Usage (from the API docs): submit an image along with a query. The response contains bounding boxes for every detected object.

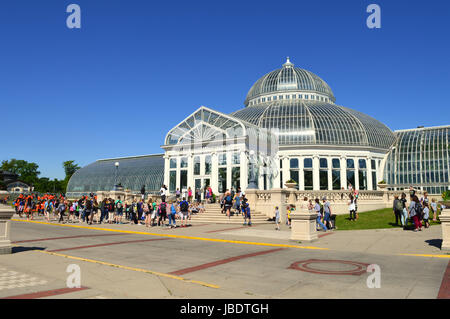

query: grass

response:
[335,208,442,231]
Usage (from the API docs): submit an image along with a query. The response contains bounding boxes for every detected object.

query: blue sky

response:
[1,0,449,179]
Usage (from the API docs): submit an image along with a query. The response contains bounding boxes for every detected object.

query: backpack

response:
[160,203,166,213]
[225,195,232,205]
[116,201,123,209]
[395,200,403,212]
[180,201,189,212]
[415,202,423,219]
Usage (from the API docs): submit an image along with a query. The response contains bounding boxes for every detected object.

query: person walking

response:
[314,198,327,231]
[188,187,192,203]
[137,199,144,225]
[409,195,423,232]
[348,194,356,221]
[423,202,430,228]
[431,198,438,221]
[160,185,167,202]
[393,195,403,226]
[115,196,123,224]
[322,196,332,230]
[223,191,233,219]
[58,200,66,223]
[179,197,189,227]
[158,200,167,227]
[400,192,408,229]
[168,201,177,228]
[274,206,280,230]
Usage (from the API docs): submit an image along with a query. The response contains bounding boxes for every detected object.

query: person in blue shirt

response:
[168,201,177,228]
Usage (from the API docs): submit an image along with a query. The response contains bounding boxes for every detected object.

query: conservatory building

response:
[66,58,449,197]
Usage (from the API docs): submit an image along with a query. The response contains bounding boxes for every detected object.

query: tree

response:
[63,161,80,180]
[0,159,40,186]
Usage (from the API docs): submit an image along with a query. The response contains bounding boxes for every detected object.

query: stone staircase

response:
[190,203,272,224]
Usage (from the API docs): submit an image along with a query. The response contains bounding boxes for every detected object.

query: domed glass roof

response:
[231,99,396,150]
[244,58,336,106]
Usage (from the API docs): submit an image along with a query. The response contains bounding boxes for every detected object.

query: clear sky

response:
[1,0,449,179]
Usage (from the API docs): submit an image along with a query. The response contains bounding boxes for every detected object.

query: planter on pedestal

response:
[285,182,297,189]
[440,209,450,251]
[0,205,15,254]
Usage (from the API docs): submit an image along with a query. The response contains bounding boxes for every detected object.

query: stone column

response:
[240,151,248,191]
[226,152,232,190]
[340,156,347,189]
[441,209,450,251]
[355,159,360,190]
[328,157,333,190]
[211,152,218,194]
[0,205,14,254]
[367,157,373,191]
[273,156,281,190]
[282,157,290,188]
[290,207,318,242]
[299,156,305,191]
[164,154,170,193]
[312,155,320,191]
[187,153,194,192]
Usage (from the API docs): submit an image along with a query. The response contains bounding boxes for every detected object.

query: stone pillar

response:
[282,157,290,188]
[312,155,320,191]
[240,151,248,191]
[299,156,305,191]
[273,156,281,190]
[290,208,318,242]
[340,156,347,189]
[0,205,14,254]
[355,159,360,191]
[327,157,333,190]
[226,152,232,190]
[211,152,218,194]
[440,209,450,251]
[187,153,194,192]
[164,155,170,193]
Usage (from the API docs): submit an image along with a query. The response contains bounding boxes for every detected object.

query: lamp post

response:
[247,150,258,189]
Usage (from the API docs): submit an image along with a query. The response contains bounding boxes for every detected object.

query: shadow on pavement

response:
[425,239,442,249]
[12,246,46,254]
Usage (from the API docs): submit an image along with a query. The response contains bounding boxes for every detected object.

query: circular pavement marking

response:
[288,259,370,276]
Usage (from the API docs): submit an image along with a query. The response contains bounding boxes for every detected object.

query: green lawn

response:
[335,208,442,231]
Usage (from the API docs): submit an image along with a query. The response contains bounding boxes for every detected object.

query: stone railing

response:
[244,188,421,219]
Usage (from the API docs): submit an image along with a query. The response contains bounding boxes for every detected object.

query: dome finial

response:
[283,56,294,68]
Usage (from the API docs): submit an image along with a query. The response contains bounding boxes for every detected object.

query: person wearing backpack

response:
[224,191,233,219]
[409,195,423,232]
[400,193,408,229]
[168,201,177,228]
[58,200,67,223]
[393,195,403,226]
[158,201,167,226]
[115,196,124,224]
[179,197,189,227]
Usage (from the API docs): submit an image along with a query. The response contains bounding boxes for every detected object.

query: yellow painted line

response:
[398,253,450,259]
[37,250,219,289]
[12,219,328,251]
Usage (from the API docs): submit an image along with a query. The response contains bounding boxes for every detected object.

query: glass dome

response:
[231,99,396,150]
[66,154,165,198]
[244,58,336,106]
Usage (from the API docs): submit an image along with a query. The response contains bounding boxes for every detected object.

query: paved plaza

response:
[0,216,448,299]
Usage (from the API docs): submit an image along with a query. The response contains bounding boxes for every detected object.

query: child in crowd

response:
[423,202,430,228]
[431,198,438,221]
[274,206,280,230]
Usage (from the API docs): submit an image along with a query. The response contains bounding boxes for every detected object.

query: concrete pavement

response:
[0,215,448,299]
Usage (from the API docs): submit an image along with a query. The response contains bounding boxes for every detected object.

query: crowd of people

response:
[12,191,206,228]
[392,187,443,232]
[9,184,447,233]
[217,187,252,226]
